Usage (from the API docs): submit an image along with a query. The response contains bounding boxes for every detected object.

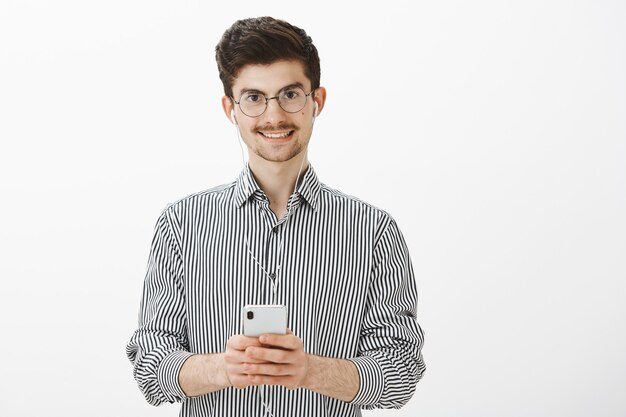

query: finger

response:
[246,346,292,364]
[228,362,269,375]
[259,332,302,350]
[224,349,267,365]
[229,374,256,390]
[227,335,264,350]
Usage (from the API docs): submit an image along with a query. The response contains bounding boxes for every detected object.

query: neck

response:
[248,151,309,218]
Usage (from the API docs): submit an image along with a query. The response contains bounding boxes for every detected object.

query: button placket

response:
[264,224,282,304]
[253,193,297,305]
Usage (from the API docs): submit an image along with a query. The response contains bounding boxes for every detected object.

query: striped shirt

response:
[126,164,425,416]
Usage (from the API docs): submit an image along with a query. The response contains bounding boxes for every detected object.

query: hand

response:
[242,329,309,390]
[223,334,267,389]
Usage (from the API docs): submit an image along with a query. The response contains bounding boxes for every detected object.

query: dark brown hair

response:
[215,16,321,98]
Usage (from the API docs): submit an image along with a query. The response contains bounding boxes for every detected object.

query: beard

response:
[246,122,309,163]
[253,141,305,163]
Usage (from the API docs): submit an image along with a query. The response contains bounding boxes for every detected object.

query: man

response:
[126,16,425,416]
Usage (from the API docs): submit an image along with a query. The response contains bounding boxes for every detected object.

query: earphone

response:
[313,102,318,121]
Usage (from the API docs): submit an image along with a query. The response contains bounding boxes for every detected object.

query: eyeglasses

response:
[232,86,315,117]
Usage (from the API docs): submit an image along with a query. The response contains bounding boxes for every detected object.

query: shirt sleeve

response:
[125,206,193,406]
[347,216,426,409]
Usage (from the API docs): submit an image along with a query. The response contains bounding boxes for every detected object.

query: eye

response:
[281,89,301,101]
[244,93,262,103]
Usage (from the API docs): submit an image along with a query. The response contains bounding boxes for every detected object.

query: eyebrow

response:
[238,82,306,97]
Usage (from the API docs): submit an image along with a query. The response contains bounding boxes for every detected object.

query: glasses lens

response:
[238,87,308,117]
[278,87,307,113]
[239,92,266,117]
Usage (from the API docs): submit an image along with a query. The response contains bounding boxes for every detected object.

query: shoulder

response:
[318,183,411,251]
[160,181,237,218]
[318,182,396,231]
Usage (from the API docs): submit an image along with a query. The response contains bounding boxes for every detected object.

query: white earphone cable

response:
[232,103,312,417]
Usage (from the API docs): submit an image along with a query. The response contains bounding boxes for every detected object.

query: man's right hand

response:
[224,334,268,389]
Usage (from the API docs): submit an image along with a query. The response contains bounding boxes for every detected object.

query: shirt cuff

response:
[157,350,195,402]
[347,355,385,406]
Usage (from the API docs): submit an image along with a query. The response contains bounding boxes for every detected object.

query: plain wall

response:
[1,1,624,416]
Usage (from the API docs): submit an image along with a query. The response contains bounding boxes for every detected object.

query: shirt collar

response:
[234,163,321,211]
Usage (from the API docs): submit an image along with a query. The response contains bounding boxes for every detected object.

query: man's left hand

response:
[243,329,309,390]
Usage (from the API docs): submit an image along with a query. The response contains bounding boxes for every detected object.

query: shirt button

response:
[269,272,276,279]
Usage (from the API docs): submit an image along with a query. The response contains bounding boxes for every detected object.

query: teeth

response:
[261,131,292,139]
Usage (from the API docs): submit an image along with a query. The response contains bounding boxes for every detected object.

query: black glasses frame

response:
[232,87,316,117]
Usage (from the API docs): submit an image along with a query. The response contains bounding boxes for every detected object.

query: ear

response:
[221,96,236,124]
[312,87,327,117]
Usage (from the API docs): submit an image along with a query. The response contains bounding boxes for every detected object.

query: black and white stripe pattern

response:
[126,164,425,416]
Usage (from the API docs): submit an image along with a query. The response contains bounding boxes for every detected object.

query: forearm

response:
[178,353,231,397]
[302,355,359,402]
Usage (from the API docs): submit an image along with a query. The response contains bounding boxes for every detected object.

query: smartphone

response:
[242,304,288,337]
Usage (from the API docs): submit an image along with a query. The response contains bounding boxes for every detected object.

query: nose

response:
[261,96,288,125]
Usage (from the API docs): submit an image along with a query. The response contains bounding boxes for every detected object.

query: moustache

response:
[254,123,298,132]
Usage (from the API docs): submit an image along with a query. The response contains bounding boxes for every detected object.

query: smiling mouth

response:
[258,130,295,139]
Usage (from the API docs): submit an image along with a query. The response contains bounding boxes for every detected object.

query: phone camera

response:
[246,311,254,320]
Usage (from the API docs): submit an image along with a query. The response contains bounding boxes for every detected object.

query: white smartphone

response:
[242,304,288,337]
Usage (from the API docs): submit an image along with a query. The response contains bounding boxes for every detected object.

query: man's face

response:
[223,60,324,164]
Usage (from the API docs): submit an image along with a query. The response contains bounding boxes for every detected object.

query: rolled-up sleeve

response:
[348,217,426,409]
[126,206,192,406]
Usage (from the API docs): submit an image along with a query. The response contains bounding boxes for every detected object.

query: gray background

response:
[1,0,624,416]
